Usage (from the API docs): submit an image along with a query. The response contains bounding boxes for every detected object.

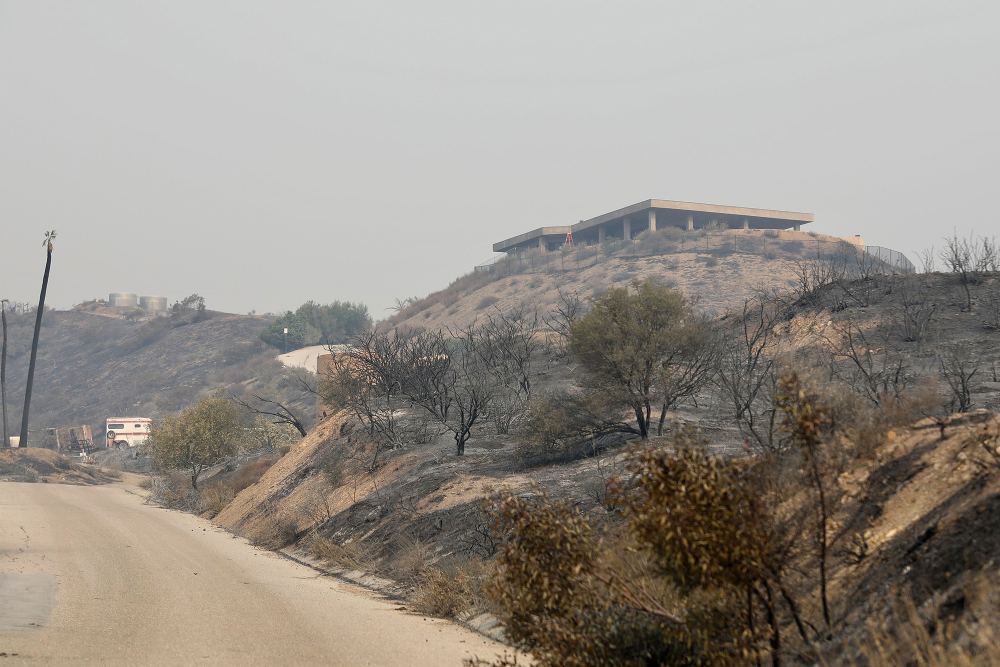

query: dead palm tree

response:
[19,231,56,447]
[1,298,8,448]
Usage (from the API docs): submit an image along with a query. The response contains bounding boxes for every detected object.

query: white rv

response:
[105,418,152,448]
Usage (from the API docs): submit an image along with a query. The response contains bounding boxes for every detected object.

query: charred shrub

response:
[483,488,740,666]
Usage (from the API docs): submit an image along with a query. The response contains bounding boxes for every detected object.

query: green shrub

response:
[261,300,371,349]
[261,311,313,350]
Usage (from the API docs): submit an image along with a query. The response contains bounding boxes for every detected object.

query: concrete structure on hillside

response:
[493,199,814,254]
[139,296,168,313]
[109,292,169,313]
[109,292,139,308]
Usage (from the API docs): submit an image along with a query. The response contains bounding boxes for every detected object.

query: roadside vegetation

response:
[143,395,301,516]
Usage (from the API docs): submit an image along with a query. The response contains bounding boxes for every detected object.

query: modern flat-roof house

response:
[493,199,814,254]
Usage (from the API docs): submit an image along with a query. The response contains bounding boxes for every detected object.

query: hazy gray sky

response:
[1,1,997,317]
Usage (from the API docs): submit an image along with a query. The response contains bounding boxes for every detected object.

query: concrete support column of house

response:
[598,225,606,243]
[742,218,750,230]
[538,237,546,252]
[623,218,631,241]
[794,224,801,231]
[686,214,694,231]
[648,209,657,233]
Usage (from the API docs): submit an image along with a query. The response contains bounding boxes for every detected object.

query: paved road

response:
[0,482,504,665]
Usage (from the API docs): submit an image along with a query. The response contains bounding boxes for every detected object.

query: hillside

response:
[208,269,1000,664]
[1,308,314,444]
[220,411,1000,663]
[386,228,866,330]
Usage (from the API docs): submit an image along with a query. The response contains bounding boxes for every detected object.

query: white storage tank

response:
[139,296,168,313]
[109,292,139,308]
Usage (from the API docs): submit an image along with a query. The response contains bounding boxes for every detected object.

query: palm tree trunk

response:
[19,246,52,447]
[1,303,8,448]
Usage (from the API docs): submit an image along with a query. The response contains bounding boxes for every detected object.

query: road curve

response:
[0,482,504,665]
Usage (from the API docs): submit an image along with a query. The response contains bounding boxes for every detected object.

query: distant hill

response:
[1,308,314,445]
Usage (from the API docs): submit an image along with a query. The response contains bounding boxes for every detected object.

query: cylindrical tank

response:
[109,292,138,308]
[139,296,168,313]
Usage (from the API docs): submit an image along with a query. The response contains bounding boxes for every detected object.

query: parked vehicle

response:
[105,418,152,448]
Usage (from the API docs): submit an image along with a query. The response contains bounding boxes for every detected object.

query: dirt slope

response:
[387,228,861,330]
[216,412,1000,662]
[829,412,1000,660]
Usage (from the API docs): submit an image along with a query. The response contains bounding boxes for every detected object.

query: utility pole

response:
[1,299,8,449]
[283,327,288,354]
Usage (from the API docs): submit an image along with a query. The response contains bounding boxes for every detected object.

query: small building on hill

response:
[493,199,814,254]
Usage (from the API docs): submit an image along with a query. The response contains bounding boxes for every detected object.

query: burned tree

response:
[401,329,494,456]
[543,287,585,344]
[715,294,785,450]
[468,306,538,434]
[320,330,413,468]
[939,231,998,311]
[822,319,909,407]
[896,276,936,344]
[234,394,308,437]
[938,343,980,413]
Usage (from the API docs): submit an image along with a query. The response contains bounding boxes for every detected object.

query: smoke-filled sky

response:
[1,1,996,317]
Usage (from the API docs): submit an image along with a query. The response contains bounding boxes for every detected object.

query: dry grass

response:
[856,596,1000,666]
[410,559,490,619]
[307,535,375,571]
[181,454,282,518]
[224,455,280,494]
[387,537,435,584]
[250,515,299,549]
[148,472,198,510]
[197,485,236,518]
[145,457,277,519]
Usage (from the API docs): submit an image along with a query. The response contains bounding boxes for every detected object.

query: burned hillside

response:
[204,259,1000,665]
